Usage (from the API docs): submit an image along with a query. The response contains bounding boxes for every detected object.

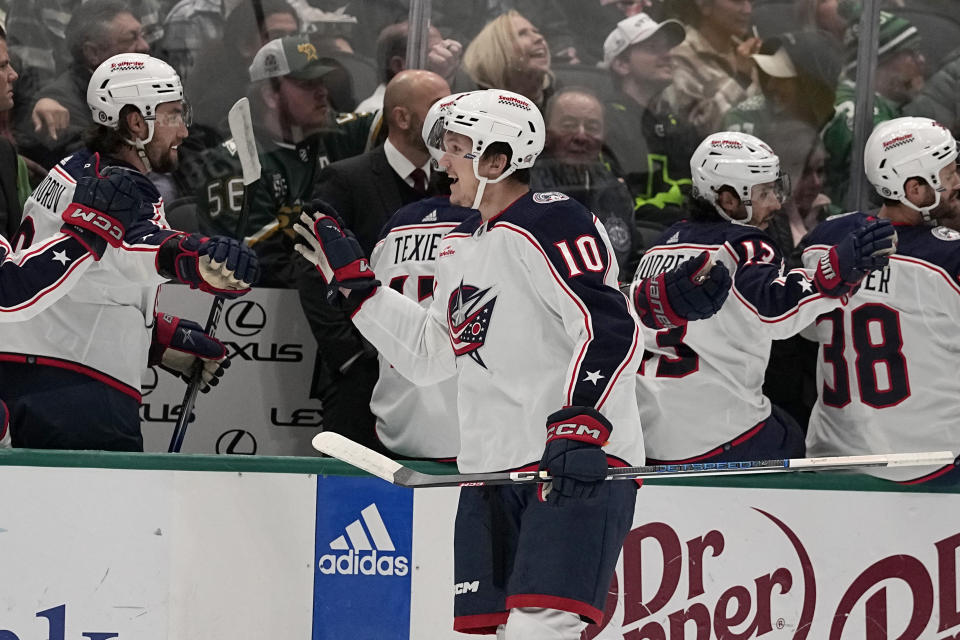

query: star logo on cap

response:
[298,42,318,62]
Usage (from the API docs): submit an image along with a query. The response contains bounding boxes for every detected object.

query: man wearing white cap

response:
[603,13,700,227]
[191,34,377,286]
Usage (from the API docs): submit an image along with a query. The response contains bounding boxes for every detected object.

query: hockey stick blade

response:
[312,433,955,488]
[227,98,261,186]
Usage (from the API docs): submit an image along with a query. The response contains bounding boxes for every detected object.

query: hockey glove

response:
[815,219,897,298]
[293,199,380,307]
[633,251,732,330]
[538,406,612,504]
[60,164,145,260]
[157,234,259,298]
[148,312,230,393]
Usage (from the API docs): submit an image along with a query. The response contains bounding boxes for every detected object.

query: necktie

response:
[410,168,427,195]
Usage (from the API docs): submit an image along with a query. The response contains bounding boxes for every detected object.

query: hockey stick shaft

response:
[168,98,261,453]
[312,432,955,488]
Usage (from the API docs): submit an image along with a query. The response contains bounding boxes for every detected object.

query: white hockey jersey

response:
[367,197,470,459]
[802,213,960,482]
[353,191,645,473]
[630,220,844,461]
[0,151,180,399]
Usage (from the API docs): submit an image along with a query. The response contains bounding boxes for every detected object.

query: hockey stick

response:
[312,432,955,488]
[168,98,261,453]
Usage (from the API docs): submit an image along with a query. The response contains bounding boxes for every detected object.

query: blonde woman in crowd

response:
[462,10,555,109]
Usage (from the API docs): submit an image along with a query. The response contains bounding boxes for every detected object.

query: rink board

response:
[0,453,957,640]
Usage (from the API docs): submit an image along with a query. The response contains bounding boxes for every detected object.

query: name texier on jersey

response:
[630,221,844,461]
[368,196,471,459]
[802,212,960,481]
[352,191,645,473]
[0,150,179,400]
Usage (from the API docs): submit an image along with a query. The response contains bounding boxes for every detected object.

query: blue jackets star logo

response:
[447,281,497,368]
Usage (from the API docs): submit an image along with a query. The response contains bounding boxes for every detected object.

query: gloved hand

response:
[815,218,897,298]
[60,155,146,259]
[633,251,732,330]
[293,199,380,307]
[157,233,259,298]
[538,406,612,503]
[148,312,230,393]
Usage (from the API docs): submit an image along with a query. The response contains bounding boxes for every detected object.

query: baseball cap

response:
[249,35,338,82]
[602,13,685,68]
[752,42,797,78]
[752,31,842,86]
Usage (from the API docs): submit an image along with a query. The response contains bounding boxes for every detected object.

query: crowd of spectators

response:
[0,0,956,477]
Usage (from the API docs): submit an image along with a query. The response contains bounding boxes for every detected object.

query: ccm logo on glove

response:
[62,204,124,245]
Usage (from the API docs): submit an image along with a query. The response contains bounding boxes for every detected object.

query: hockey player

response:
[295,89,729,639]
[803,117,960,484]
[0,53,259,451]
[367,194,471,459]
[630,131,896,464]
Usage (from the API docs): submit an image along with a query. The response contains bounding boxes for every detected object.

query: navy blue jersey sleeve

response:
[0,232,96,321]
[519,195,641,410]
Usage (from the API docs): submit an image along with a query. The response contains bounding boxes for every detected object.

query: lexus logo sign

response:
[216,429,258,455]
[225,300,267,336]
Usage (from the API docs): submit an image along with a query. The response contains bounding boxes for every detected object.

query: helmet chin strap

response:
[122,120,155,174]
[900,188,942,223]
[712,196,754,226]
[471,177,488,210]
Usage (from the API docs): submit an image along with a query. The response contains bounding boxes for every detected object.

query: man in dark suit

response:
[299,69,450,454]
[0,25,25,241]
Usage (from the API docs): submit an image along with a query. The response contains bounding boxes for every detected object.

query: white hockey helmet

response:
[690,131,789,225]
[87,53,184,146]
[864,116,958,221]
[423,89,545,208]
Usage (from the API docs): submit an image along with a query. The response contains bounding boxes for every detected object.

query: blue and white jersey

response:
[353,190,644,473]
[802,212,960,481]
[0,150,180,399]
[0,230,96,321]
[630,220,844,461]
[368,196,471,459]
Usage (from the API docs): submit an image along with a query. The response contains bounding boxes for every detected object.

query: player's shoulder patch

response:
[221,138,238,157]
[931,226,960,242]
[335,112,358,125]
[532,191,569,204]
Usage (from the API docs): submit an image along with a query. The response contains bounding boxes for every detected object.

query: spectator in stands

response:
[532,87,640,274]
[724,30,842,138]
[0,26,29,240]
[298,69,450,456]
[822,11,923,206]
[5,0,161,102]
[661,0,761,137]
[462,11,554,110]
[355,21,462,114]
[16,0,151,168]
[904,50,960,138]
[156,0,232,84]
[190,35,376,286]
[602,13,699,227]
[185,0,300,133]
[794,0,848,42]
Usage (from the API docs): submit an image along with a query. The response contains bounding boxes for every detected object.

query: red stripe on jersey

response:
[505,594,604,626]
[0,353,141,400]
[891,254,960,296]
[0,252,93,313]
[52,165,77,184]
[453,612,508,635]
